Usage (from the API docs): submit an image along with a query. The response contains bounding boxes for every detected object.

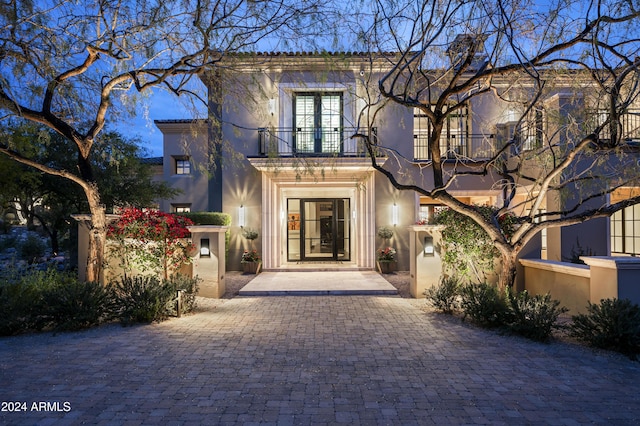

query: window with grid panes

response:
[611,204,640,255]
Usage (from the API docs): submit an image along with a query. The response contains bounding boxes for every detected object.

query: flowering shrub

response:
[377,247,396,262]
[107,207,195,279]
[241,250,261,263]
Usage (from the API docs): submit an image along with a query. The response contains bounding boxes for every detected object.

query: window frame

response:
[293,92,344,155]
[171,204,191,213]
[611,204,640,256]
[413,104,469,160]
[173,157,191,175]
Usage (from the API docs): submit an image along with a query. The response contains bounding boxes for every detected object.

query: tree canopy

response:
[350,0,640,287]
[0,0,331,282]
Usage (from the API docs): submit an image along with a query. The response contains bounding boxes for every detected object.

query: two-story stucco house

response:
[154,52,640,275]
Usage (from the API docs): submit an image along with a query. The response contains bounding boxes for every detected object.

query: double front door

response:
[287,198,350,261]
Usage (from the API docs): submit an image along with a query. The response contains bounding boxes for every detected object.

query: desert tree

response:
[354,0,640,288]
[0,0,329,282]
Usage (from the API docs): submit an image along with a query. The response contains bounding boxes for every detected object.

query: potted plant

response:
[377,226,394,240]
[377,246,397,273]
[241,249,261,274]
[241,228,261,273]
[376,226,396,273]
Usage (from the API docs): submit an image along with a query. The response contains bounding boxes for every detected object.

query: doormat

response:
[296,261,344,264]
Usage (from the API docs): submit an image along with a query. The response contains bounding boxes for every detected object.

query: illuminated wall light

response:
[238,205,245,228]
[392,203,399,226]
[267,99,276,116]
[423,236,434,257]
[200,238,210,258]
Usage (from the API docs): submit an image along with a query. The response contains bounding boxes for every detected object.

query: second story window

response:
[174,157,191,175]
[294,92,343,154]
[413,105,469,160]
[520,108,544,151]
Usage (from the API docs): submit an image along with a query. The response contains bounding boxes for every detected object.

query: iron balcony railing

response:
[258,127,378,156]
[413,132,496,160]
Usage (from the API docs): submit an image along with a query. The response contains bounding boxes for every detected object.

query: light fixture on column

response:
[238,205,245,228]
[392,203,399,226]
[200,238,210,258]
[267,99,276,116]
[423,235,434,257]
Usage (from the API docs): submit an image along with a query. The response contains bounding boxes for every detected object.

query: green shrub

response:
[0,279,43,335]
[41,280,114,331]
[506,289,568,342]
[459,282,509,327]
[178,212,231,226]
[569,298,640,358]
[425,276,460,314]
[109,275,175,324]
[0,234,17,251]
[19,234,46,264]
[0,269,71,334]
[166,274,200,315]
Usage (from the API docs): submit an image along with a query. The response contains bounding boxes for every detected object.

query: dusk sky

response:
[115,86,207,158]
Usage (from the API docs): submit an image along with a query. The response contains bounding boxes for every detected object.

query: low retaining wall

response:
[520,257,640,314]
[519,259,590,314]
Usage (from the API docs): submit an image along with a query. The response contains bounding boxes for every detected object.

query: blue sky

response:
[114,88,206,158]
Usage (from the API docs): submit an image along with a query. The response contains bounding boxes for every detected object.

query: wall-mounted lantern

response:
[267,99,276,116]
[392,203,399,226]
[238,205,245,228]
[424,235,434,257]
[200,238,210,258]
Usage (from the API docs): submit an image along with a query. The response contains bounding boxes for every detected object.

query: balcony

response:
[413,132,496,161]
[258,127,378,157]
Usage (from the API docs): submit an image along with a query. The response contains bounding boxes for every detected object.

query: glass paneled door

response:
[287,198,350,261]
[294,93,342,154]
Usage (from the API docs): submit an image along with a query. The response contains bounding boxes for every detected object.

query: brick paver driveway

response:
[1,296,639,425]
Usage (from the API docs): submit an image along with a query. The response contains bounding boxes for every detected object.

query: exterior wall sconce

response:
[424,236,434,257]
[238,205,245,228]
[267,99,276,116]
[392,203,399,226]
[200,238,210,258]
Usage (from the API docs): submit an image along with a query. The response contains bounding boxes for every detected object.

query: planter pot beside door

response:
[242,262,261,274]
[377,261,396,274]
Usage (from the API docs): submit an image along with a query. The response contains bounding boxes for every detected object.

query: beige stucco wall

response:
[156,120,210,213]
[520,259,591,314]
[409,226,444,298]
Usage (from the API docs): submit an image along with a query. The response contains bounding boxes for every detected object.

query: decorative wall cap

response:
[580,256,640,270]
[70,214,120,222]
[409,225,445,231]
[188,225,229,233]
[519,258,590,278]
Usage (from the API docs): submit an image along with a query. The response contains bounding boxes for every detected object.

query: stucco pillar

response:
[409,225,443,298]
[189,226,228,298]
[581,256,640,305]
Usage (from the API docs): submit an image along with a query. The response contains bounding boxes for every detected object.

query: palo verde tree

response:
[0,0,329,282]
[353,0,640,288]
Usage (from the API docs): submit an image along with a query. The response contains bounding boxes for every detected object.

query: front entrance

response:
[287,198,350,261]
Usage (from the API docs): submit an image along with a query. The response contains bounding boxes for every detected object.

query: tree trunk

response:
[498,249,518,290]
[85,185,106,284]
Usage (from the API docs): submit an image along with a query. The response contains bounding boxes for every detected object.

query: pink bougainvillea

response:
[107,207,195,279]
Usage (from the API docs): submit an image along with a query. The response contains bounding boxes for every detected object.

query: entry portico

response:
[250,157,381,271]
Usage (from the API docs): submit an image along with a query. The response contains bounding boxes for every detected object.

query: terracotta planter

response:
[242,261,261,274]
[377,261,396,274]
